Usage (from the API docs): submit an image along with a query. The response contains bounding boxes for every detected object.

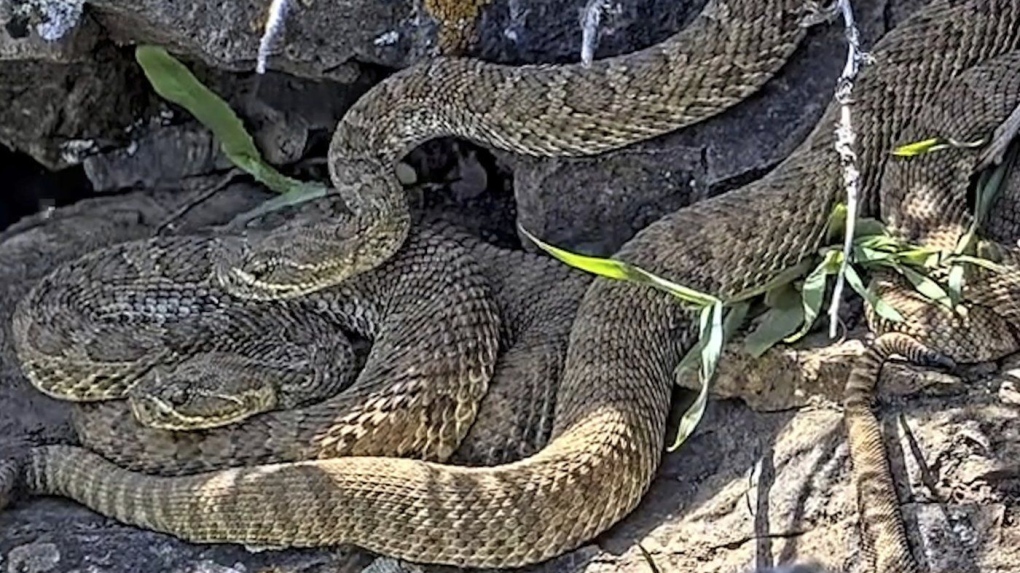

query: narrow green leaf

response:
[728,259,815,303]
[892,136,985,157]
[669,303,720,452]
[892,137,947,157]
[853,245,896,264]
[950,137,986,149]
[785,250,841,343]
[744,284,804,357]
[631,266,720,307]
[825,205,886,242]
[854,234,903,252]
[670,302,748,452]
[229,181,331,227]
[520,226,720,307]
[895,265,952,309]
[700,302,725,383]
[134,45,305,195]
[973,135,1019,228]
[520,228,643,281]
[843,264,904,322]
[896,248,941,268]
[136,46,259,161]
[744,305,805,357]
[825,202,848,241]
[974,164,1006,228]
[944,254,1007,273]
[674,376,709,448]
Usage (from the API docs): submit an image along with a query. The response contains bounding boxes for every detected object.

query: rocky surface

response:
[0,0,1018,572]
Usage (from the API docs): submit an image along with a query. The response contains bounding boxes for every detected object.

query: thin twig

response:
[827,0,870,338]
[155,169,245,235]
[580,0,612,67]
[977,100,1020,171]
[257,0,291,74]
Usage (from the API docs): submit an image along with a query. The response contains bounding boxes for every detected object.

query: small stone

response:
[998,379,1020,405]
[6,541,60,573]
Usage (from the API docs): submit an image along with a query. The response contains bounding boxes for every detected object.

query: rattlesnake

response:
[3,0,1020,571]
[222,0,820,298]
[53,219,589,477]
[843,48,1020,572]
[13,236,366,431]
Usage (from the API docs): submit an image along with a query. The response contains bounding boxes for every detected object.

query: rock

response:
[78,0,714,78]
[0,40,153,170]
[4,541,60,573]
[82,124,227,193]
[0,0,880,231]
[0,0,99,63]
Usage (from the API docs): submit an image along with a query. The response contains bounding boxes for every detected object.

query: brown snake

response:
[3,0,1020,570]
[844,49,1020,572]
[221,0,819,298]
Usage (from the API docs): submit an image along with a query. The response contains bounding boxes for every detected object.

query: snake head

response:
[214,211,405,301]
[127,355,278,431]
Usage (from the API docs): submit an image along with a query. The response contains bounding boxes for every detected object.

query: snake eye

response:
[164,380,190,406]
[244,256,275,281]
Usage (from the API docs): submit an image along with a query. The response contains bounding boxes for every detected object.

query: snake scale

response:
[844,48,1020,572]
[2,0,1020,570]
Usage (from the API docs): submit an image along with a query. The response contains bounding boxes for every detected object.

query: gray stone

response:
[4,541,60,573]
[0,0,99,62]
[0,40,153,169]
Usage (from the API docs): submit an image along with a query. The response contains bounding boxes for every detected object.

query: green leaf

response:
[892,136,986,157]
[520,226,720,308]
[825,204,886,242]
[892,137,948,157]
[853,245,896,264]
[230,181,333,227]
[728,259,815,303]
[699,302,725,383]
[854,234,903,252]
[786,249,841,343]
[670,302,748,452]
[134,45,306,195]
[896,247,940,268]
[743,284,804,357]
[895,265,952,309]
[669,304,720,452]
[973,135,1019,230]
[843,264,904,322]
[672,362,705,449]
[825,202,848,241]
[944,254,1007,272]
